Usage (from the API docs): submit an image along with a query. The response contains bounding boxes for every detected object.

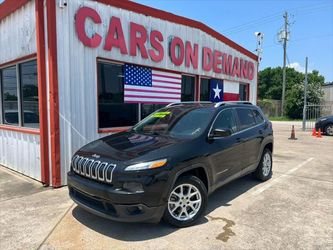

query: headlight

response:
[320,118,327,122]
[125,159,167,171]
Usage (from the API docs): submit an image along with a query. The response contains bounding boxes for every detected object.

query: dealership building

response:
[0,0,258,187]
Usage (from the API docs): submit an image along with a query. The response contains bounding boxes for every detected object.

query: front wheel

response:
[325,124,333,136]
[163,175,207,227]
[254,148,273,181]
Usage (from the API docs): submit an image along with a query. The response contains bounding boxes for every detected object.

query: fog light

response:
[123,182,144,193]
[127,205,143,215]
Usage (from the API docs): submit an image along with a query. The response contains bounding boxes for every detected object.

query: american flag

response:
[124,64,181,104]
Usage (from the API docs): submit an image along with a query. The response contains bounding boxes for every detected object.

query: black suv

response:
[68,102,273,227]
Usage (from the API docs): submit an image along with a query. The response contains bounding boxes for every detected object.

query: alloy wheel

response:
[168,184,202,221]
[326,125,333,136]
[262,153,272,177]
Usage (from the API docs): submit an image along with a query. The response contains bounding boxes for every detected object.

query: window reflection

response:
[2,66,19,125]
[200,78,210,101]
[98,62,139,128]
[1,59,39,128]
[21,60,39,128]
[181,75,195,101]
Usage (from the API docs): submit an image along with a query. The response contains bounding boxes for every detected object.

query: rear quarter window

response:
[253,109,265,124]
[236,108,256,130]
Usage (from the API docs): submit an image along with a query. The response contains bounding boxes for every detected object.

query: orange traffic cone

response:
[312,128,317,136]
[317,128,322,138]
[288,125,297,140]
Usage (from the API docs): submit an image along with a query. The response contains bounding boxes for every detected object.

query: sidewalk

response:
[0,167,72,250]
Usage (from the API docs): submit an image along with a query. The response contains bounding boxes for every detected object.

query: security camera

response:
[255,32,262,37]
[59,0,68,8]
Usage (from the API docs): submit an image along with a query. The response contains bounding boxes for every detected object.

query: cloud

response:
[287,62,312,73]
[287,62,305,73]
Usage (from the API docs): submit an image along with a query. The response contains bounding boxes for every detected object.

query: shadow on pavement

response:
[72,174,260,241]
[206,174,260,214]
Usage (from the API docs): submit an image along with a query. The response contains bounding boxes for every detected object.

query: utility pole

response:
[302,57,308,131]
[281,11,288,117]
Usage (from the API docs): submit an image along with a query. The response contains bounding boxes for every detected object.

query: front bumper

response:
[67,172,166,223]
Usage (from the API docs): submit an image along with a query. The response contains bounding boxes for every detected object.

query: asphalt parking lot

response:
[1,121,332,250]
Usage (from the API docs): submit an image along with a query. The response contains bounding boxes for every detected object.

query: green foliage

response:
[258,67,325,119]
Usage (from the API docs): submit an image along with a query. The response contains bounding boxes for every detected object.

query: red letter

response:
[202,47,213,71]
[240,59,248,79]
[130,22,148,59]
[232,57,240,77]
[248,62,255,80]
[213,50,223,73]
[185,42,198,69]
[148,30,164,62]
[170,37,185,66]
[75,7,102,48]
[104,16,128,54]
[223,53,233,75]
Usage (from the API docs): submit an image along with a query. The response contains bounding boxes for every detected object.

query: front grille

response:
[71,155,116,184]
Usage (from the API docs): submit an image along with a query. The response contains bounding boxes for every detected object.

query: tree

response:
[258,67,325,119]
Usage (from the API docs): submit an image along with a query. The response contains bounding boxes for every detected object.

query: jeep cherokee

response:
[68,101,273,227]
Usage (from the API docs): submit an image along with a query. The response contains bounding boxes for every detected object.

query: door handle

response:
[259,129,263,134]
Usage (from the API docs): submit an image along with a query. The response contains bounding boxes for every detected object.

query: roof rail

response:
[166,101,212,107]
[214,101,253,108]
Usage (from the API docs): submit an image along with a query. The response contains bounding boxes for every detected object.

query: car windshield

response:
[132,106,214,139]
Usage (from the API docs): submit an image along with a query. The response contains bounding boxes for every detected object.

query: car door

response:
[207,108,244,185]
[234,108,262,170]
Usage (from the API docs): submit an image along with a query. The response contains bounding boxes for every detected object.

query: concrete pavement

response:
[1,121,332,250]
[0,168,73,250]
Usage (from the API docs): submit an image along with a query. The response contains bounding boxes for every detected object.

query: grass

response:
[268,116,302,121]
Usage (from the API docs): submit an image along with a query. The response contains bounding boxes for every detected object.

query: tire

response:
[254,148,272,181]
[325,124,333,136]
[163,175,207,228]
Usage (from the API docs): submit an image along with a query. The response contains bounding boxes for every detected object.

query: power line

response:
[222,3,332,35]
[263,34,333,49]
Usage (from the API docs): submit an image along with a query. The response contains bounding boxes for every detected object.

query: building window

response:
[97,61,200,129]
[1,59,39,128]
[181,75,195,101]
[20,60,39,128]
[97,61,139,128]
[141,104,166,119]
[2,66,19,125]
[200,78,210,101]
[239,83,249,101]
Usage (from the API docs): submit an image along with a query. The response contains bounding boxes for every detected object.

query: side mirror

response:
[209,128,232,139]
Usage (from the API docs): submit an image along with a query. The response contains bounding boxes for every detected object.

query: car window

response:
[132,107,215,139]
[236,108,256,130]
[212,109,237,134]
[253,109,264,124]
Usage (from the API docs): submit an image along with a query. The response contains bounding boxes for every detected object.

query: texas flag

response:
[209,80,240,102]
[223,80,240,101]
[209,79,223,103]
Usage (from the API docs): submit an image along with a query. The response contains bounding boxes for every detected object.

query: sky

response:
[133,0,333,82]
[1,0,332,81]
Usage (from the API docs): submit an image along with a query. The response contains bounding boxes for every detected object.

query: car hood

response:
[316,115,333,122]
[76,131,184,163]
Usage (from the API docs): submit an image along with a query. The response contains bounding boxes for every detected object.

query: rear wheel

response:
[254,148,272,181]
[325,124,333,136]
[163,176,207,227]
